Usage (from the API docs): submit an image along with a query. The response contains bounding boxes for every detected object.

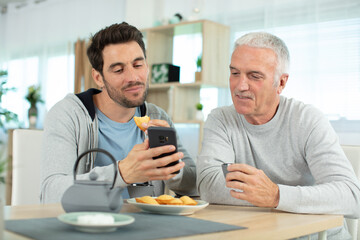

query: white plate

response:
[127,198,209,215]
[57,212,135,233]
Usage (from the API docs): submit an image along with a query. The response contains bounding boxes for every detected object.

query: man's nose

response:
[237,75,249,91]
[124,66,138,82]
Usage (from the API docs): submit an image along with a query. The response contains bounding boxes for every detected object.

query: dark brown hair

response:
[87,22,146,74]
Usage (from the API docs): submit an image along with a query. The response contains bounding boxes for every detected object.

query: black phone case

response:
[148,126,180,174]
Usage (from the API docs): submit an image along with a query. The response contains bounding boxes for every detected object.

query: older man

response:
[197,32,360,239]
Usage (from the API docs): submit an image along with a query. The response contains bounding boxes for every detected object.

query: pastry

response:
[166,198,183,205]
[135,196,159,205]
[155,194,175,204]
[180,196,198,205]
[134,116,150,131]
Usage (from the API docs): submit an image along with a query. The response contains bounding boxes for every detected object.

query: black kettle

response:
[61,148,123,213]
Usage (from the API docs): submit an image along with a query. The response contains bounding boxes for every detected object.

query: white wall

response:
[331,120,360,146]
[2,0,359,60]
[0,0,359,146]
[0,0,126,61]
[337,133,360,146]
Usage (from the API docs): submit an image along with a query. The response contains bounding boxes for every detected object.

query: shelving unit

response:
[142,20,230,122]
[141,20,230,155]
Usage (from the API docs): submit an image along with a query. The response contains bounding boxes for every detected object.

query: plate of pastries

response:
[127,195,209,215]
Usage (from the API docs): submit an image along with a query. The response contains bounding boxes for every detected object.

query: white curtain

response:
[155,0,360,144]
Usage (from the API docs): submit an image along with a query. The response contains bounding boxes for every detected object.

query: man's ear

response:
[92,69,104,88]
[277,74,289,94]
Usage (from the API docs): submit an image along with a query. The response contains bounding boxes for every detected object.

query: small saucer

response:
[57,212,134,233]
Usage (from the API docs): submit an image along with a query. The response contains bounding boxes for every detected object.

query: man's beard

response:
[103,78,148,108]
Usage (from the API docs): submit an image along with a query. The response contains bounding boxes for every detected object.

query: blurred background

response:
[0,0,359,161]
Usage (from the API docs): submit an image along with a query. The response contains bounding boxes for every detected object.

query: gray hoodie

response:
[40,88,197,203]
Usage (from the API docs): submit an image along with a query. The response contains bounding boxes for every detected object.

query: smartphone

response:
[148,126,180,174]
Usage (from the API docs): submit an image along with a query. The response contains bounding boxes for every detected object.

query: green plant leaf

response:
[0,70,19,129]
[0,160,7,183]
[196,55,202,71]
[25,84,44,106]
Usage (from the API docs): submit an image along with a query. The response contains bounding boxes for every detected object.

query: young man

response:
[40,22,197,203]
[197,32,360,239]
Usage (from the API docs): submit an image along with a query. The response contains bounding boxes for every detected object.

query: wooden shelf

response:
[173,119,204,124]
[142,20,229,152]
[143,19,230,120]
[142,19,210,32]
[149,81,228,90]
[142,19,230,87]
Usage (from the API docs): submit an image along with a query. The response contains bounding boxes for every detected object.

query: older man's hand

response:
[226,163,280,208]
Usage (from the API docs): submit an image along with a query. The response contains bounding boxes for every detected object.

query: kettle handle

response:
[73,148,117,189]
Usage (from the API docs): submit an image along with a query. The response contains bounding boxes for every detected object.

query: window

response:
[233,18,360,120]
[45,55,74,110]
[3,54,74,128]
[172,23,230,120]
[4,57,39,125]
[172,25,202,84]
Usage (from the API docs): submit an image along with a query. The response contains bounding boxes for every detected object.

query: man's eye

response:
[231,72,240,76]
[250,74,261,79]
[114,69,123,73]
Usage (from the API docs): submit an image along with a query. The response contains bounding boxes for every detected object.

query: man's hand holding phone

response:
[118,126,184,184]
[148,126,180,174]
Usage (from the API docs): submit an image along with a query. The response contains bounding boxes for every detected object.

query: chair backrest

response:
[12,129,43,205]
[342,145,360,240]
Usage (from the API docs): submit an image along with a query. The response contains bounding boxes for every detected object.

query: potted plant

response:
[195,103,204,121]
[195,55,202,82]
[0,70,18,238]
[0,70,18,131]
[25,85,43,128]
[0,160,6,220]
[0,70,18,169]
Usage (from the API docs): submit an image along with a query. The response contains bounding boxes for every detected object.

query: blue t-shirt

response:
[94,106,143,198]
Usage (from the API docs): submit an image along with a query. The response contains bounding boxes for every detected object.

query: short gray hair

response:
[234,32,290,85]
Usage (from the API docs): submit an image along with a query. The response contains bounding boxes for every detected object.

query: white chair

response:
[11,129,43,205]
[342,145,360,240]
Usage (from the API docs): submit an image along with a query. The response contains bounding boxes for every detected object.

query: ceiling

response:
[0,0,27,7]
[0,0,47,14]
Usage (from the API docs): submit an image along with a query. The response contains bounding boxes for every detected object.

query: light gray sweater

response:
[40,89,197,203]
[197,96,360,239]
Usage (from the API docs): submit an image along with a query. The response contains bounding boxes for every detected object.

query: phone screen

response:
[148,126,180,174]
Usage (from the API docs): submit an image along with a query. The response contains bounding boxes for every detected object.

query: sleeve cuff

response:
[276,184,301,212]
[115,167,129,189]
